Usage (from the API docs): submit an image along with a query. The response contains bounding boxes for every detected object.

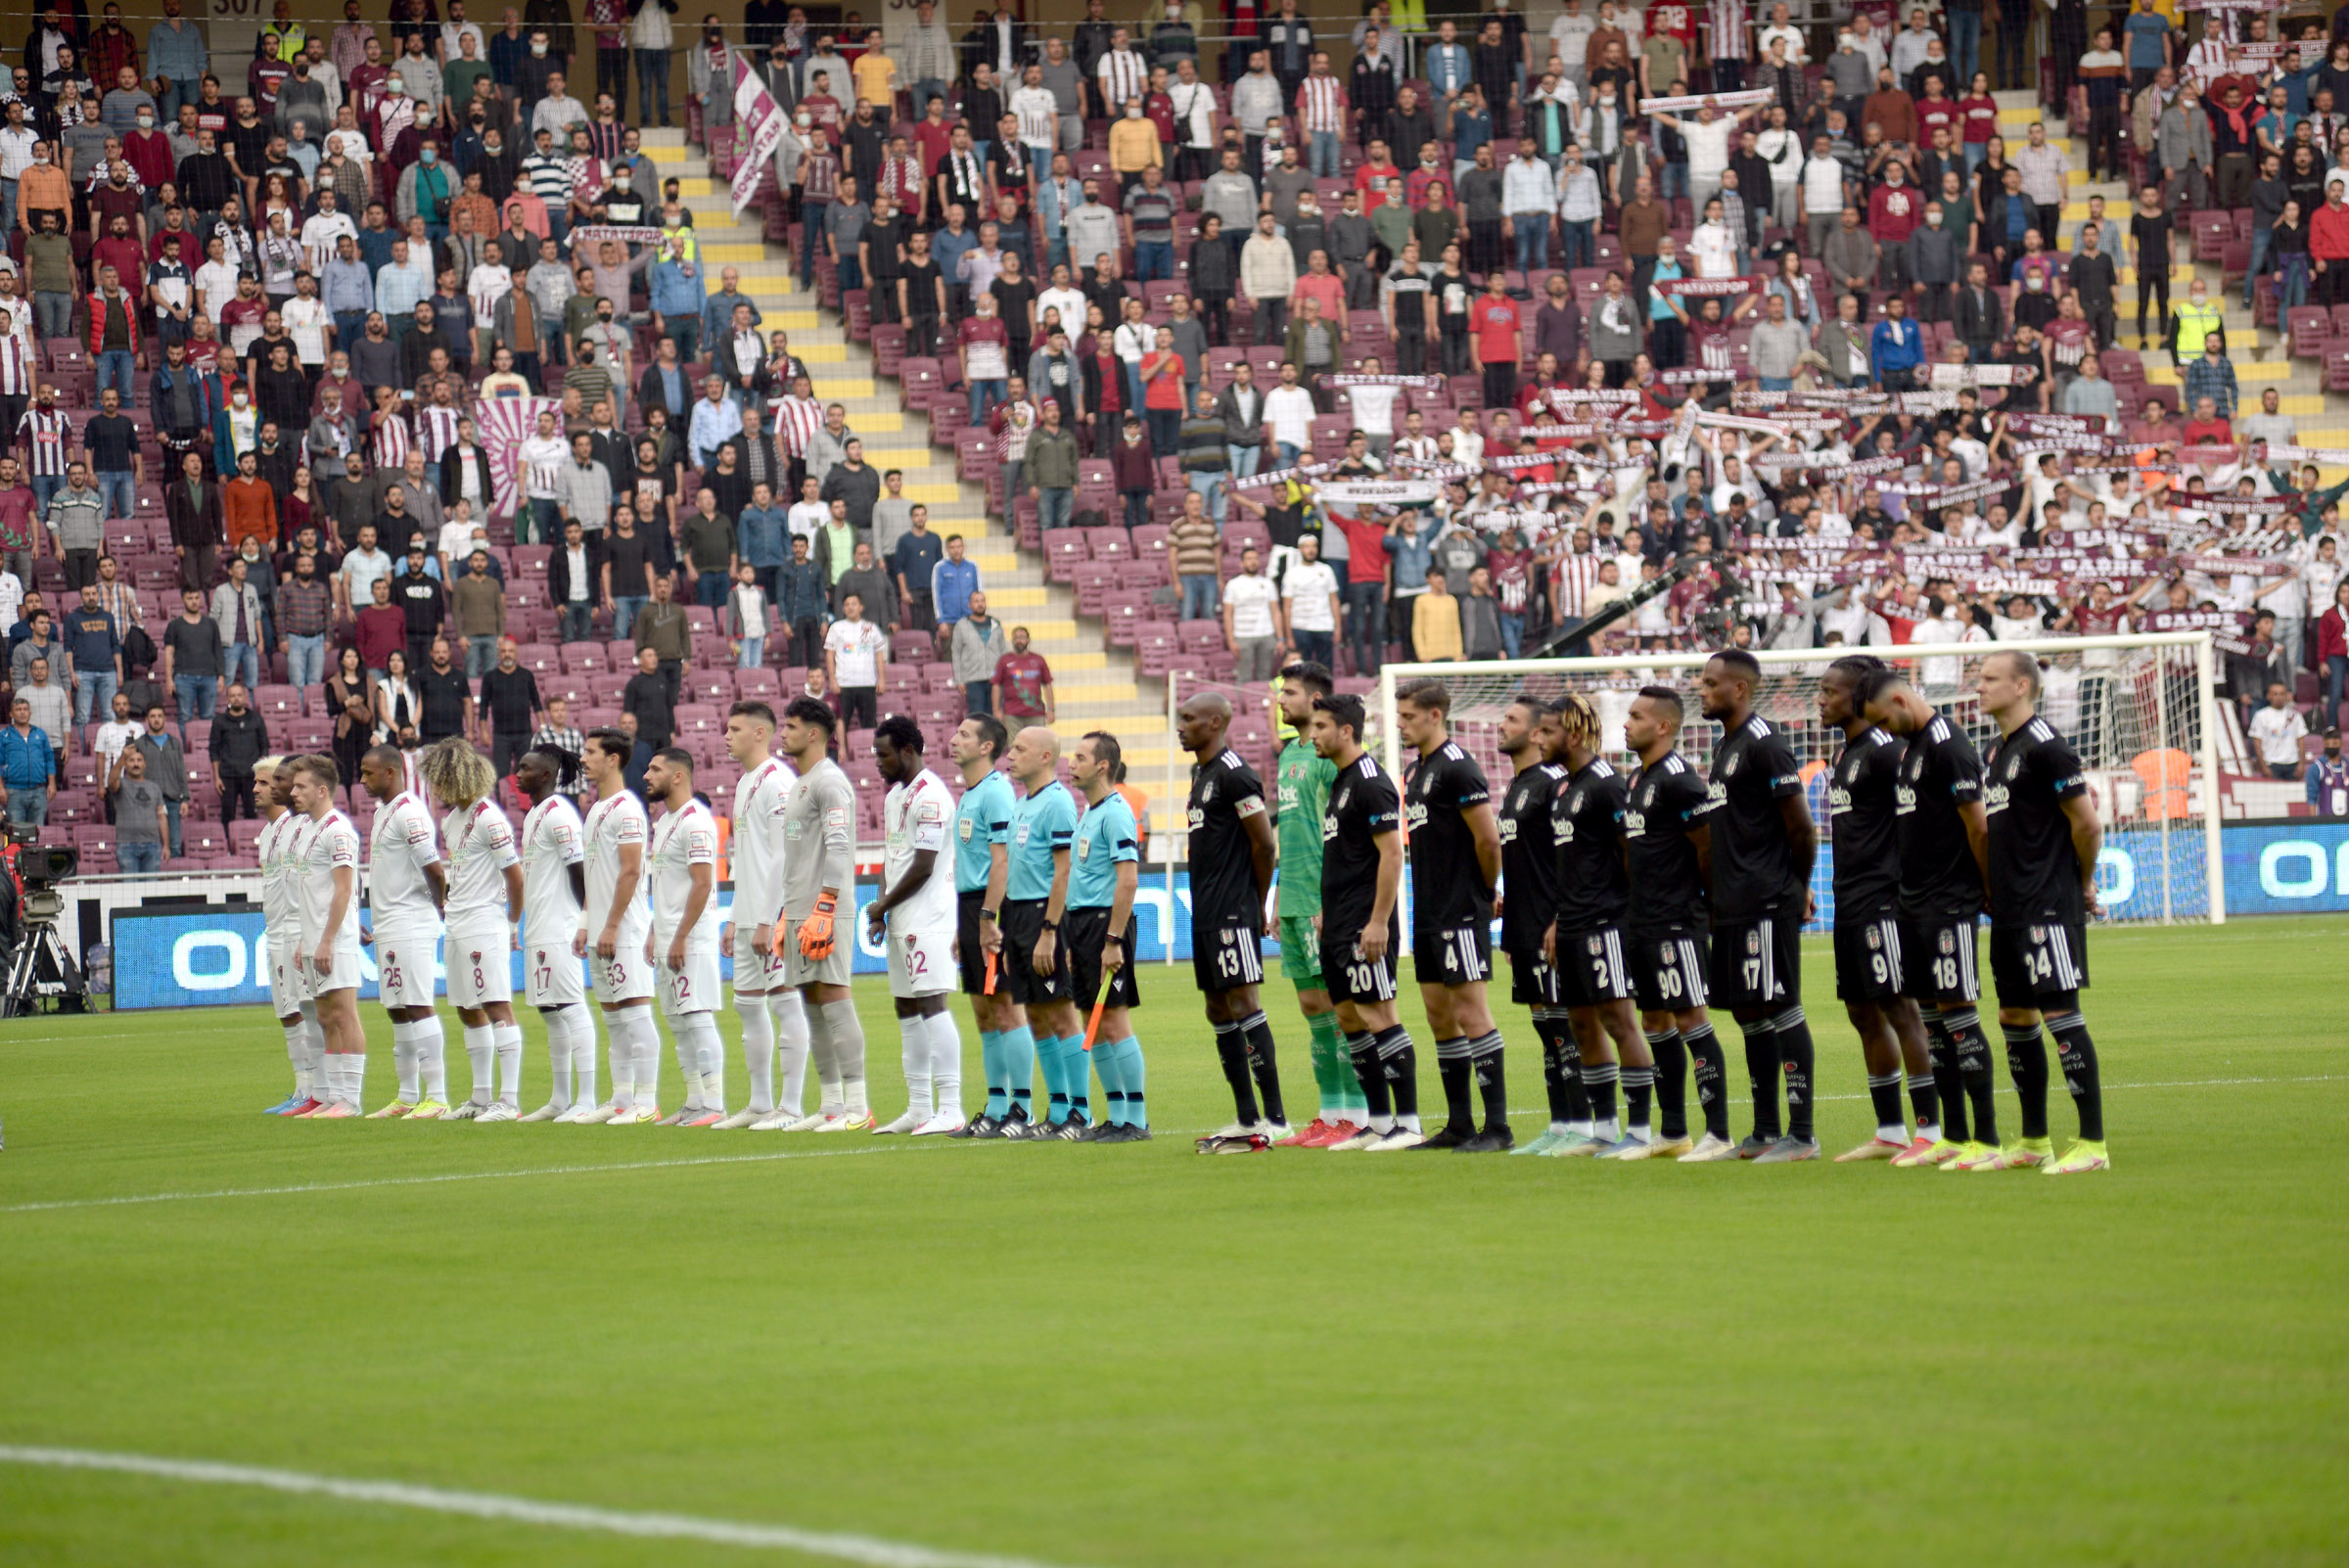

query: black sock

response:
[1924,1012,1970,1143]
[1583,1059,1620,1126]
[1741,1019,1782,1140]
[1375,1026,1418,1119]
[1214,1021,1260,1126]
[1646,1029,1687,1139]
[1684,1024,1730,1139]
[1867,1072,1906,1133]
[1773,1007,1816,1141]
[2044,1009,2103,1141]
[1906,1057,1940,1134]
[1434,1038,1473,1132]
[1239,1010,1285,1127]
[2004,1022,2050,1140]
[1947,1008,1999,1145]
[1347,1031,1391,1119]
[1541,1011,1589,1124]
[1621,1063,1653,1131]
[1470,1033,1507,1131]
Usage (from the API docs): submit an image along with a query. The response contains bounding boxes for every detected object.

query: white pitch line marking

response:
[0,1445,1089,1568]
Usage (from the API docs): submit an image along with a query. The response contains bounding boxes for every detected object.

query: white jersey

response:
[884,767,956,933]
[729,756,795,931]
[441,798,521,940]
[367,791,442,931]
[294,808,362,948]
[521,792,587,945]
[584,787,653,953]
[255,809,303,939]
[648,796,719,952]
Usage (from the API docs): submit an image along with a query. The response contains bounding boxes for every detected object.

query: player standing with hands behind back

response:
[1396,679,1510,1151]
[1976,650,2111,1175]
[1178,691,1286,1153]
[1696,649,1825,1163]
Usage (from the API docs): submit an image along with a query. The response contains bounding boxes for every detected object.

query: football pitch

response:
[3,918,2345,1568]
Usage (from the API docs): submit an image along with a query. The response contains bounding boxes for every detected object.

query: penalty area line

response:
[0,1445,1090,1568]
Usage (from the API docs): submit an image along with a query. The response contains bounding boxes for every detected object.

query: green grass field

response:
[3,917,2346,1568]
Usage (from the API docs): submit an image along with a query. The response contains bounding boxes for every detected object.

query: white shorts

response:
[525,940,588,1008]
[444,926,515,1009]
[886,922,955,998]
[299,933,364,999]
[658,948,721,1016]
[373,923,440,1010]
[591,945,657,1004]
[267,938,303,1019]
[737,931,793,993]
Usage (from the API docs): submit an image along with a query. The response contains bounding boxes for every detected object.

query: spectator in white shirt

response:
[2249,681,2309,779]
[1262,361,1318,466]
[1280,533,1340,669]
[1222,545,1282,681]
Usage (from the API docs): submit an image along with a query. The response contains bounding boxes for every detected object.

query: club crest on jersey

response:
[1865,925,1881,950]
[1745,929,1761,955]
[2005,756,2022,780]
[1586,936,1604,956]
[1940,929,1957,954]
[1722,754,1738,777]
[2031,925,2046,943]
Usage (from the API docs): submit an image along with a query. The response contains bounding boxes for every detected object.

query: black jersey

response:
[1827,726,1904,916]
[1186,747,1270,925]
[1895,711,1986,920]
[1404,739,1495,930]
[1497,760,1568,950]
[1321,752,1401,932]
[1702,714,1808,921]
[1625,751,1711,933]
[1983,715,2089,926]
[1551,757,1633,930]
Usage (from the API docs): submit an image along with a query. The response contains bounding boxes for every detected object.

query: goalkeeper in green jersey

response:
[1269,662,1367,1146]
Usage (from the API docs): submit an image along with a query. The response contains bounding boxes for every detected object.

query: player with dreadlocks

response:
[419,737,527,1120]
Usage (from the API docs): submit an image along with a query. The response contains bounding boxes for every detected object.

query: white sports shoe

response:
[1364,1126,1428,1152]
[1328,1125,1386,1151]
[912,1112,966,1135]
[1258,1121,1292,1143]
[815,1110,874,1132]
[474,1102,519,1124]
[574,1102,622,1125]
[780,1111,833,1131]
[873,1110,926,1134]
[518,1103,563,1123]
[747,1108,801,1130]
[448,1100,484,1121]
[712,1108,765,1129]
[608,1104,660,1125]
[1678,1130,1744,1163]
[1208,1121,1259,1140]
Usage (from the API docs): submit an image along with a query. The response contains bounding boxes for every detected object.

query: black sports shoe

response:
[1456,1127,1515,1153]
[1410,1125,1474,1151]
[1734,1133,1775,1160]
[1053,1112,1091,1141]
[953,1114,999,1139]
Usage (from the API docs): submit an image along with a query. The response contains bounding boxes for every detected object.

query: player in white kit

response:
[578,728,663,1124]
[255,757,327,1115]
[286,755,369,1117]
[358,743,453,1118]
[421,738,527,1121]
[514,746,600,1122]
[644,747,727,1126]
[771,695,873,1130]
[865,715,965,1134]
[718,700,815,1130]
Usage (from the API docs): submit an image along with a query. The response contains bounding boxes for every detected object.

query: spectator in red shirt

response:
[2181,392,2233,446]
[2313,185,2349,306]
[1468,269,1521,408]
[1353,137,1402,210]
[991,624,1054,742]
[1866,161,1925,296]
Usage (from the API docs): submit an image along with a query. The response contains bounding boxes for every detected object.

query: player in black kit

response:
[1176,692,1285,1152]
[1695,648,1824,1163]
[1621,685,1738,1161]
[1397,680,1509,1151]
[1539,693,1661,1158]
[1494,697,1587,1155]
[1975,651,2111,1175]
[1860,666,2005,1169]
[1310,693,1426,1152]
[1818,655,1944,1163]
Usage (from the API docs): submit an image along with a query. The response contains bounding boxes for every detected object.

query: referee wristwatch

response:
[1040,920,1059,933]
[982,907,1000,922]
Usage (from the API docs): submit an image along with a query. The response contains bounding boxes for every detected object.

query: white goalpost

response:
[1376,632,2227,927]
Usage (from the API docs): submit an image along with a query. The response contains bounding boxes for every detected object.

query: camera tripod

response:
[3,889,87,1018]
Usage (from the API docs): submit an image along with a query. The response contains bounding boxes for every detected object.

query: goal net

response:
[1375,633,2226,926]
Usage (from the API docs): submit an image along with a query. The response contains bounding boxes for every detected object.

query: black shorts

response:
[1413,921,1492,987]
[1628,927,1711,1014]
[998,897,1069,1006]
[1710,909,1803,1009]
[1990,920,2088,1006]
[1554,923,1633,1008]
[1505,944,1560,1007]
[1832,910,1905,1002]
[1192,913,1266,993]
[1322,912,1401,1006]
[956,889,994,996]
[1065,905,1141,1011]
[1899,914,1982,1003]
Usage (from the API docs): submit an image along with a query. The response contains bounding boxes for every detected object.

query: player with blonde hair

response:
[287,755,369,1116]
[420,737,527,1121]
[254,756,328,1115]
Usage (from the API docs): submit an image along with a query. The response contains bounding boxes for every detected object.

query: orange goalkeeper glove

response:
[797,895,838,960]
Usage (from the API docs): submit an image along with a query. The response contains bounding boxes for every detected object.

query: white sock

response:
[542,1009,575,1111]
[299,1006,325,1091]
[336,1051,365,1109]
[462,1024,496,1105]
[390,1020,421,1103]
[603,1010,633,1109]
[493,1022,525,1107]
[822,999,866,1114]
[737,993,776,1112]
[629,1009,665,1109]
[283,1019,310,1097]
[898,1016,933,1121]
[672,1012,723,1113]
[924,1010,963,1118]
[416,1014,448,1101]
[568,1007,599,1108]
[769,990,809,1115]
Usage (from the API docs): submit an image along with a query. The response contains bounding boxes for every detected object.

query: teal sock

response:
[1037,1034,1069,1122]
[1068,1037,1093,1120]
[1003,1025,1036,1115]
[979,1030,1006,1119]
[1116,1037,1146,1127]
